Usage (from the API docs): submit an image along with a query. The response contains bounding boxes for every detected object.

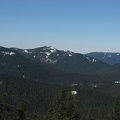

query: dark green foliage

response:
[44,89,67,120]
[1,46,120,119]
[107,98,120,120]
[0,73,120,119]
[30,110,41,120]
[15,94,28,120]
[65,92,79,120]
[0,86,120,120]
[0,74,61,113]
[0,46,116,85]
[100,63,120,79]
[44,89,79,120]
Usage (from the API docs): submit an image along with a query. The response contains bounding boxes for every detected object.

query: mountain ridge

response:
[86,52,120,65]
[0,46,115,85]
[10,46,109,74]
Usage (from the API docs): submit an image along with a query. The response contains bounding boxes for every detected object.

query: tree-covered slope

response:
[98,63,120,79]
[11,46,109,74]
[0,46,114,85]
[0,73,120,119]
[0,73,61,113]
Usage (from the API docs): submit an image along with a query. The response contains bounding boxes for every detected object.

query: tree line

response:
[0,89,120,120]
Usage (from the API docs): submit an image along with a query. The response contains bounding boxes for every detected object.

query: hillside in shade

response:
[11,46,109,74]
[0,46,120,119]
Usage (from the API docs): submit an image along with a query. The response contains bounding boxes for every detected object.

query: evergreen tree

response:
[15,93,29,120]
[30,110,41,120]
[86,108,91,120]
[44,89,67,120]
[107,98,120,120]
[0,92,8,120]
[44,89,79,120]
[66,92,79,120]
[97,109,103,120]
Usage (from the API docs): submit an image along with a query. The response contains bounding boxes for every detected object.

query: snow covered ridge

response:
[41,46,57,53]
[1,51,16,56]
[21,46,74,63]
[11,46,104,65]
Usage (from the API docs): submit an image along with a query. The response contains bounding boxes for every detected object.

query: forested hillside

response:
[0,46,116,85]
[0,73,120,119]
[0,46,120,119]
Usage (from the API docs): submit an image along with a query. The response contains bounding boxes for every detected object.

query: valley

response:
[0,46,120,119]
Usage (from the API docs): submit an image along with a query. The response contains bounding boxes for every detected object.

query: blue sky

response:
[0,0,120,53]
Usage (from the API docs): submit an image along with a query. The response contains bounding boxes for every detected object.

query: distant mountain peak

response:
[86,52,120,65]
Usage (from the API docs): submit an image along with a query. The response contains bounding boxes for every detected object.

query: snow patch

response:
[92,59,97,62]
[86,57,97,62]
[114,81,120,84]
[45,52,51,56]
[91,84,97,88]
[46,56,49,58]
[23,50,29,53]
[10,52,15,56]
[69,54,72,56]
[71,91,77,95]
[86,57,91,62]
[50,48,57,53]
[2,51,15,56]
[50,49,56,53]
[65,50,73,56]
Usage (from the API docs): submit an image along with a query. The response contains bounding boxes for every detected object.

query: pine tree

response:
[97,109,102,120]
[44,88,80,120]
[30,110,41,120]
[44,89,67,120]
[66,92,79,120]
[15,93,29,120]
[108,98,120,120]
[0,92,8,120]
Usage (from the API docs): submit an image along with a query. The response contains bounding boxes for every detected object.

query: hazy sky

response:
[0,0,120,53]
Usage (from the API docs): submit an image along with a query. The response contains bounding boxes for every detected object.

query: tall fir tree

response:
[44,89,79,120]
[107,97,120,120]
